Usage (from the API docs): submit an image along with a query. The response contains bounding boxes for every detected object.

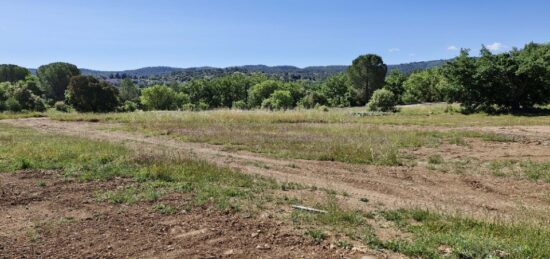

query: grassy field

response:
[34,105,531,167]
[45,104,550,126]
[1,119,549,258]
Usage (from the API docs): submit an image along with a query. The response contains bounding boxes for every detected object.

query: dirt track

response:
[3,118,550,223]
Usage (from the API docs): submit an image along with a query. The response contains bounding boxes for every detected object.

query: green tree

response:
[119,78,140,102]
[12,84,45,111]
[261,90,293,110]
[443,43,550,112]
[401,69,447,104]
[0,80,45,111]
[368,88,397,112]
[319,73,355,107]
[0,64,30,83]
[140,85,181,110]
[248,80,285,108]
[383,69,407,102]
[65,76,119,112]
[37,62,80,100]
[347,54,387,105]
[248,80,303,108]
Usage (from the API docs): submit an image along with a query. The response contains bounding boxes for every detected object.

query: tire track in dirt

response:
[3,118,549,222]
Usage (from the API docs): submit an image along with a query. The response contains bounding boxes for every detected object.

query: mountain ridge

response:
[28,59,448,79]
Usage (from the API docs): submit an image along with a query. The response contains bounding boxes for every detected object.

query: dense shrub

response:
[262,90,293,110]
[54,101,69,112]
[402,69,448,104]
[140,85,181,110]
[320,73,355,107]
[248,80,303,108]
[65,75,119,112]
[181,73,267,109]
[298,91,327,109]
[12,86,45,112]
[232,100,247,109]
[119,78,140,102]
[0,79,45,112]
[383,69,407,103]
[119,101,138,112]
[368,89,397,112]
[5,97,21,112]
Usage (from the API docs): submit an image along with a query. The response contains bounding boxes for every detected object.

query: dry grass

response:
[44,105,526,166]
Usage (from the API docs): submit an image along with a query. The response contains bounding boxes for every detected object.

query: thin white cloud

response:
[388,48,400,53]
[447,45,458,51]
[486,42,507,52]
[408,53,416,57]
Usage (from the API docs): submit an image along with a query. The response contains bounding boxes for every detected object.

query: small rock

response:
[360,198,369,203]
[438,245,452,256]
[256,244,271,250]
[251,232,259,238]
[223,249,234,255]
[495,250,510,258]
[351,246,369,253]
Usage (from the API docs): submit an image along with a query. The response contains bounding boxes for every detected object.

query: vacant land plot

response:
[2,105,550,258]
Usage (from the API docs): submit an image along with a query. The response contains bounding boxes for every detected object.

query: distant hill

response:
[388,59,448,74]
[28,59,449,83]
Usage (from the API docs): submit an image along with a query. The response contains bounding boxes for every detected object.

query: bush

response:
[320,73,355,107]
[232,100,247,110]
[261,90,293,110]
[140,85,179,110]
[54,101,69,112]
[248,80,303,108]
[5,97,21,112]
[182,103,195,111]
[12,86,45,112]
[402,69,447,104]
[298,91,327,109]
[317,105,329,112]
[248,80,286,108]
[367,89,397,112]
[119,101,138,112]
[197,102,209,111]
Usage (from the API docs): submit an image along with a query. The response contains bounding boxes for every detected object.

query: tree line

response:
[0,42,548,113]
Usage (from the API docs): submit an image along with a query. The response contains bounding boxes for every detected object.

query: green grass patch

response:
[379,209,550,258]
[428,155,444,165]
[0,124,131,177]
[489,160,550,182]
[0,112,45,120]
[291,196,375,241]
[152,203,178,214]
[0,123,279,212]
[47,109,517,166]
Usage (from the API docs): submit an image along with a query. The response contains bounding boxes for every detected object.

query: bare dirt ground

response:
[4,118,550,222]
[0,169,356,258]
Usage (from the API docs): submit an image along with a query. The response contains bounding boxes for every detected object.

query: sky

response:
[0,0,548,70]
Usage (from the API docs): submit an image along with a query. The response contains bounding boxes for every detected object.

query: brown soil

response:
[4,118,550,222]
[0,170,361,258]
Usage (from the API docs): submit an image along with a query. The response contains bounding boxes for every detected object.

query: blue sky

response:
[0,0,548,70]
